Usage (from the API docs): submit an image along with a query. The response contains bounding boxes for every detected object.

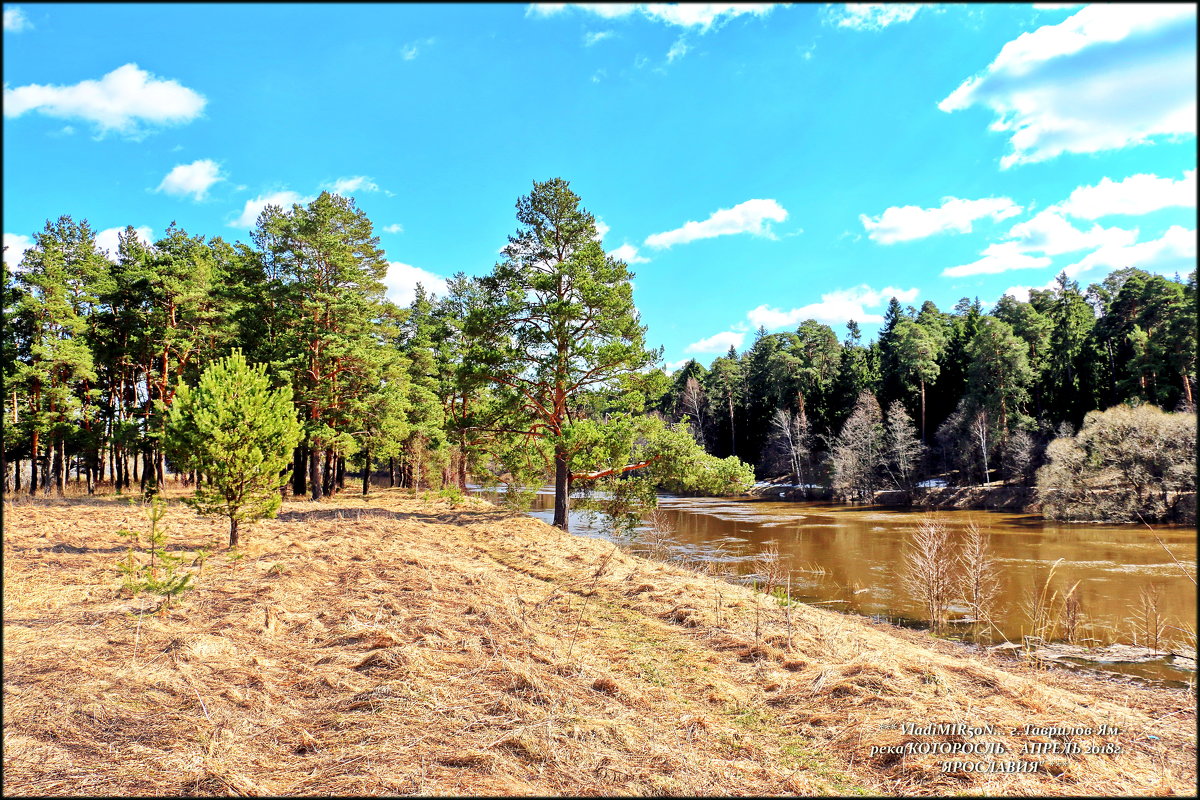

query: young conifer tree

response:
[167,350,301,546]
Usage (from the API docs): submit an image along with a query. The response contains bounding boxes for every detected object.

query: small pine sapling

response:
[115,498,197,612]
[166,349,302,546]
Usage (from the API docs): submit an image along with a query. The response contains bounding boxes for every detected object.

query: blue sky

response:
[4,3,1196,370]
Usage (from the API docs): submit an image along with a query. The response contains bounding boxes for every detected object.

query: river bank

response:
[750,477,1197,523]
[3,490,1195,795]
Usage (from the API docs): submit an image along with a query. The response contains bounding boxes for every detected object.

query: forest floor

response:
[3,488,1196,796]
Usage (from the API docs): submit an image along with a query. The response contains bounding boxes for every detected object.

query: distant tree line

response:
[3,183,1192,523]
[2,180,752,533]
[654,267,1196,507]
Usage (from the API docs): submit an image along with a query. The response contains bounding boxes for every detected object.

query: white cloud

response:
[528,3,776,32]
[645,199,787,249]
[666,39,689,62]
[662,358,693,372]
[998,285,1034,303]
[1004,210,1138,256]
[3,233,34,265]
[584,30,613,45]
[747,284,918,328]
[939,5,1197,168]
[3,63,206,138]
[941,242,1053,277]
[323,175,381,196]
[826,4,922,31]
[155,159,224,201]
[382,223,405,234]
[230,191,311,229]
[95,226,153,261]
[685,330,746,354]
[383,261,450,306]
[400,37,434,60]
[1062,225,1196,279]
[1054,170,1197,219]
[4,6,31,32]
[593,218,610,240]
[860,196,1022,243]
[609,243,649,264]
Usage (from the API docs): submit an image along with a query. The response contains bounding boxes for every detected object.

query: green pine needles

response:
[166,349,302,546]
[116,498,199,612]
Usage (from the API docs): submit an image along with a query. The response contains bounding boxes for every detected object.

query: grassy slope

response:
[3,489,1195,796]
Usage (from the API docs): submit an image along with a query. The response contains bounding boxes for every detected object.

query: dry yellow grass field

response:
[3,488,1195,796]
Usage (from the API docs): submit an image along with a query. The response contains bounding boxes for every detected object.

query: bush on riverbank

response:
[1036,404,1196,523]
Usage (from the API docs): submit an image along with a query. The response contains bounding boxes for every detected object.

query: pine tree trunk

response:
[322,450,334,495]
[1183,370,1194,411]
[229,517,239,548]
[14,457,21,493]
[29,430,38,495]
[309,447,323,501]
[728,392,736,457]
[53,434,65,495]
[292,446,306,496]
[156,450,165,488]
[336,456,345,492]
[920,379,926,443]
[388,457,396,488]
[142,449,154,493]
[362,447,370,495]
[553,447,570,532]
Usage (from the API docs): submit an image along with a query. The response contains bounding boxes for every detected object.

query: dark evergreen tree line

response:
[656,269,1195,496]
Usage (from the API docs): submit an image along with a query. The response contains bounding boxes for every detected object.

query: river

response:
[487,488,1196,687]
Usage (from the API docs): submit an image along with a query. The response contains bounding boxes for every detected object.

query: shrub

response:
[1037,403,1196,522]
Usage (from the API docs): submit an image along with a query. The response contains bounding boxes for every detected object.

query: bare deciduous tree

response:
[903,515,957,631]
[957,519,1000,627]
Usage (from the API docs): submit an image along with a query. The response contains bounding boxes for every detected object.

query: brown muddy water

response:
[494,489,1196,687]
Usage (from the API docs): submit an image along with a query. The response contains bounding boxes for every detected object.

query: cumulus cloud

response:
[95,226,153,261]
[383,261,450,306]
[593,218,610,241]
[860,196,1022,243]
[1054,169,1197,219]
[645,199,787,249]
[747,284,918,328]
[3,233,34,265]
[1004,210,1138,256]
[825,4,922,31]
[528,3,776,32]
[939,5,1197,168]
[685,330,747,354]
[942,242,1053,277]
[323,176,381,197]
[230,191,311,229]
[382,223,405,234]
[4,6,31,32]
[1062,225,1196,279]
[3,63,207,138]
[155,159,224,201]
[609,243,649,264]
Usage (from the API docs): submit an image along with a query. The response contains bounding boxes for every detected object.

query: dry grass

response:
[3,488,1196,796]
